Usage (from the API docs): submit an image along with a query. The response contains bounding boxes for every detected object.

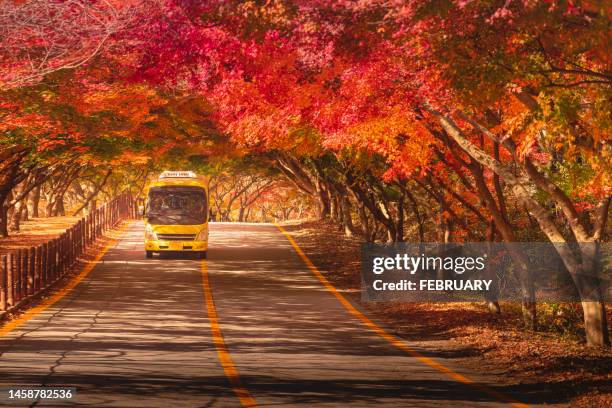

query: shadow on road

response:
[0,222,575,407]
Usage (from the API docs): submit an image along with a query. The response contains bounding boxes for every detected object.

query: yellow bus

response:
[144,171,209,259]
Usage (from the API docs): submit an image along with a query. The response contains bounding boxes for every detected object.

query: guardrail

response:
[0,193,137,312]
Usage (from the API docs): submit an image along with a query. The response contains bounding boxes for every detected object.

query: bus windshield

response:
[146,186,207,225]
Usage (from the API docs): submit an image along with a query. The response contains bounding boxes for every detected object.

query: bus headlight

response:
[145,226,158,241]
[196,227,208,241]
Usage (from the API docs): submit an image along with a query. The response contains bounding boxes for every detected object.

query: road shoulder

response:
[280,220,611,408]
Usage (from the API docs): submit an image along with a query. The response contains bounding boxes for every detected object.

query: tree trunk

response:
[30,185,41,217]
[89,198,97,214]
[443,218,453,243]
[427,109,539,329]
[329,190,339,222]
[315,177,330,220]
[485,221,501,314]
[581,299,609,347]
[436,216,454,280]
[470,161,536,329]
[55,195,65,216]
[72,169,112,215]
[45,197,54,217]
[0,207,8,237]
[0,189,11,237]
[375,200,396,243]
[396,193,404,242]
[21,199,29,222]
[340,197,356,237]
[433,108,612,339]
[403,188,425,242]
[571,241,609,346]
[358,205,373,242]
[348,181,396,241]
[275,154,316,195]
[415,179,479,241]
[10,199,27,232]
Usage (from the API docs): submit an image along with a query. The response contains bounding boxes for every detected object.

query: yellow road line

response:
[275,224,531,408]
[200,258,258,408]
[0,221,133,338]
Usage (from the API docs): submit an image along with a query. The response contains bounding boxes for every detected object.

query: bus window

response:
[146,186,207,225]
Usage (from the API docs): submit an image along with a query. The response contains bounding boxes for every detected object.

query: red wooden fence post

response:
[77,220,83,256]
[0,255,7,311]
[56,237,60,279]
[6,253,14,307]
[20,248,27,300]
[67,228,72,267]
[48,240,53,283]
[59,237,63,279]
[27,247,34,296]
[63,233,68,274]
[40,243,47,286]
[60,237,64,278]
[50,241,56,281]
[77,220,81,255]
[14,250,21,303]
[33,246,39,291]
[53,233,66,280]
[69,226,74,264]
[54,238,59,279]
[70,227,75,265]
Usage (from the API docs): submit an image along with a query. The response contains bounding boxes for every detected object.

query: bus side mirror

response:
[138,205,145,218]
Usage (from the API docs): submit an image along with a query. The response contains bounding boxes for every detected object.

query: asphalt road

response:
[0,222,534,407]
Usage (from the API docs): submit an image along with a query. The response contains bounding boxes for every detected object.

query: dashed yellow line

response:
[275,223,531,408]
[200,258,258,408]
[0,221,132,338]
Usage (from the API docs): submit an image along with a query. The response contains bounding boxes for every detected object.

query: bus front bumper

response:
[145,240,208,252]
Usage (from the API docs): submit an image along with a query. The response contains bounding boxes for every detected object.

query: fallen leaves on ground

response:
[282,220,612,408]
[0,216,82,253]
